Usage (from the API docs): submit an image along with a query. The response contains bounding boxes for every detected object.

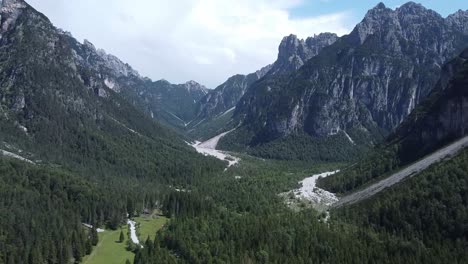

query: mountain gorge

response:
[1,0,468,263]
[189,33,338,139]
[218,2,468,160]
[319,46,468,194]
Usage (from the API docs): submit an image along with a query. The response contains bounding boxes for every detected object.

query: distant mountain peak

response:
[183,80,208,94]
[375,2,386,10]
[398,1,425,11]
[269,32,338,75]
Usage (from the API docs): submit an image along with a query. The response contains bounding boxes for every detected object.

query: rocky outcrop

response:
[268,33,338,75]
[192,32,337,133]
[232,2,468,147]
[388,47,468,161]
[0,0,27,37]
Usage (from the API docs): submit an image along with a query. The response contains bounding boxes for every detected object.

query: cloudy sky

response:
[28,0,466,88]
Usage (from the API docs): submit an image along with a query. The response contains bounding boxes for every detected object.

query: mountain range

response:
[214,2,468,160]
[1,0,468,263]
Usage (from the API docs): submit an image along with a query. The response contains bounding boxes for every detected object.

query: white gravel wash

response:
[190,129,240,167]
[294,170,340,206]
[127,219,142,247]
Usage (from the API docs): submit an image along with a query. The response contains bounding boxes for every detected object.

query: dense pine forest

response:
[133,151,468,264]
[1,0,468,263]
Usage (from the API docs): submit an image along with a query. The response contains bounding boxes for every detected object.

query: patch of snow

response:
[127,219,142,247]
[343,131,355,145]
[0,149,35,164]
[293,171,340,206]
[234,176,242,180]
[190,129,240,167]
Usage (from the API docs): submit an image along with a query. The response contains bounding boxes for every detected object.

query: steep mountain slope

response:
[127,79,209,129]
[336,147,468,263]
[319,46,468,194]
[46,22,208,131]
[190,33,338,139]
[0,0,222,177]
[268,33,338,75]
[221,2,468,160]
[0,1,224,262]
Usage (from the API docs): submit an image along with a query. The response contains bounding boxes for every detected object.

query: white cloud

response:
[27,0,354,88]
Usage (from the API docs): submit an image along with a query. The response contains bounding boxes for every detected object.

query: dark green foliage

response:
[119,230,125,243]
[91,227,99,246]
[219,128,372,162]
[0,158,116,264]
[336,149,468,263]
[0,4,225,263]
[135,156,468,263]
[319,47,468,194]
[318,145,400,194]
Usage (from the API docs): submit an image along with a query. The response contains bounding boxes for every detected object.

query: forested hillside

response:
[0,1,224,263]
[1,0,468,263]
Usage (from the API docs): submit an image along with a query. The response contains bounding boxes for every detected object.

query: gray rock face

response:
[0,0,210,131]
[233,2,468,145]
[194,64,272,123]
[388,47,468,161]
[193,32,337,129]
[183,80,208,95]
[268,33,338,75]
[0,0,26,37]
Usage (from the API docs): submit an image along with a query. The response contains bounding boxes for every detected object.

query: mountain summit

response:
[219,2,468,160]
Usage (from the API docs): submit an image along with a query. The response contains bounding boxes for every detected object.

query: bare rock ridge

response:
[269,33,338,75]
[192,32,338,134]
[227,2,468,153]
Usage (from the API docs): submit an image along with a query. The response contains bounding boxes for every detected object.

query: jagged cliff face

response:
[62,33,208,129]
[232,2,468,146]
[0,0,208,134]
[0,0,186,158]
[192,33,338,135]
[268,33,338,75]
[388,47,468,161]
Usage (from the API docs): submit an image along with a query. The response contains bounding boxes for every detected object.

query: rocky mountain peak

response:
[255,64,273,79]
[269,33,338,75]
[397,1,427,13]
[446,9,468,34]
[83,39,96,51]
[277,34,306,65]
[183,80,208,94]
[305,33,338,54]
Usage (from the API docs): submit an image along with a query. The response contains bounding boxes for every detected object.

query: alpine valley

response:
[0,0,468,264]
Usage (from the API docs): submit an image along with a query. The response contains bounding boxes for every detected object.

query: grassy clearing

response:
[83,215,168,264]
[82,225,133,264]
[134,215,168,243]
